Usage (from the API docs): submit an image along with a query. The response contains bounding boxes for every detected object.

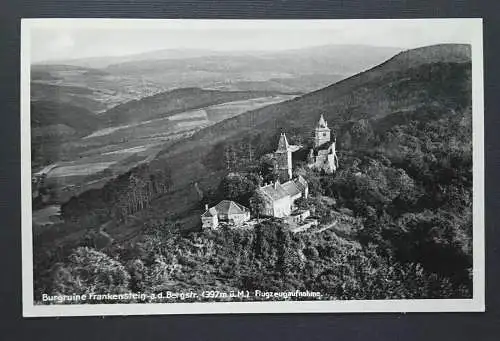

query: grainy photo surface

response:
[21,19,484,316]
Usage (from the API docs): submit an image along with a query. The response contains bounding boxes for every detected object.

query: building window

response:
[323,133,327,137]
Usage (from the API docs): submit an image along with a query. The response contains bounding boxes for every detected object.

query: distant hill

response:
[98,87,285,127]
[39,45,402,70]
[101,45,402,93]
[31,100,102,134]
[104,45,402,75]
[31,100,104,170]
[218,74,346,93]
[33,45,403,99]
[62,44,473,222]
[31,65,168,113]
[31,83,108,114]
[35,48,231,69]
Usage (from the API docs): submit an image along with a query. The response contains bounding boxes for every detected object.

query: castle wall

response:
[228,212,250,225]
[272,197,292,217]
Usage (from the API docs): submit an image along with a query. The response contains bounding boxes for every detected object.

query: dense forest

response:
[33,44,474,303]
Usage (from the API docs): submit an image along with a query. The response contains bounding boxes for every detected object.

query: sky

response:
[26,19,480,63]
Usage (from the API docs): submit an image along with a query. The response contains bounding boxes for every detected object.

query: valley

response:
[32,93,296,224]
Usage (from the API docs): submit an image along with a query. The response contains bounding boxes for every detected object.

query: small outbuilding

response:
[201,200,250,229]
[213,200,251,226]
[201,205,219,229]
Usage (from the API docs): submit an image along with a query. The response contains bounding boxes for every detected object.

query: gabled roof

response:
[282,180,301,197]
[276,133,290,152]
[317,114,328,129]
[282,176,308,197]
[201,207,218,218]
[213,200,249,215]
[294,175,308,192]
[258,181,290,201]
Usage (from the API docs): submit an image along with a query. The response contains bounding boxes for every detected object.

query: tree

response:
[249,191,266,220]
[51,247,130,297]
[341,131,352,150]
[350,119,374,147]
[223,144,237,171]
[218,173,256,206]
[259,154,279,183]
[142,255,181,293]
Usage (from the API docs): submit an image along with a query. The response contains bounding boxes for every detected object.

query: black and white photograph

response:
[21,19,484,316]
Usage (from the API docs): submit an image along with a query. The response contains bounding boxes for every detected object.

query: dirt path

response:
[313,220,338,234]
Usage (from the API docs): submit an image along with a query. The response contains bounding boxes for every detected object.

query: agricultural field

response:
[48,162,116,178]
[34,94,296,206]
[205,95,294,122]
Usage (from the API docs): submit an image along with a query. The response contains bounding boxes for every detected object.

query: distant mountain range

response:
[103,45,403,91]
[31,44,403,98]
[36,44,402,69]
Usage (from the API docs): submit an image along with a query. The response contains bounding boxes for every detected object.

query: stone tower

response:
[314,114,331,148]
[275,133,293,181]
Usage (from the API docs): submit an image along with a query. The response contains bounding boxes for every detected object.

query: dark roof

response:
[282,176,308,197]
[258,182,290,201]
[213,200,248,215]
[295,175,308,192]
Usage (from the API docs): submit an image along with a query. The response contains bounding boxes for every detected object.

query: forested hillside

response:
[31,82,108,114]
[34,44,474,301]
[31,100,103,133]
[31,100,104,170]
[99,88,283,127]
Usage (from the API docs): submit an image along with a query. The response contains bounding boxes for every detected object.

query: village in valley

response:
[200,114,340,234]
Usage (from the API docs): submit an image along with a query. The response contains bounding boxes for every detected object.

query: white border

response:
[21,18,485,317]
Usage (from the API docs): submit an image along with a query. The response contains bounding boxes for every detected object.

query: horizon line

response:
[30,42,471,66]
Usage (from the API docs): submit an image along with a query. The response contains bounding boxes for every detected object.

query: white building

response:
[201,200,251,229]
[201,206,219,229]
[257,176,308,218]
